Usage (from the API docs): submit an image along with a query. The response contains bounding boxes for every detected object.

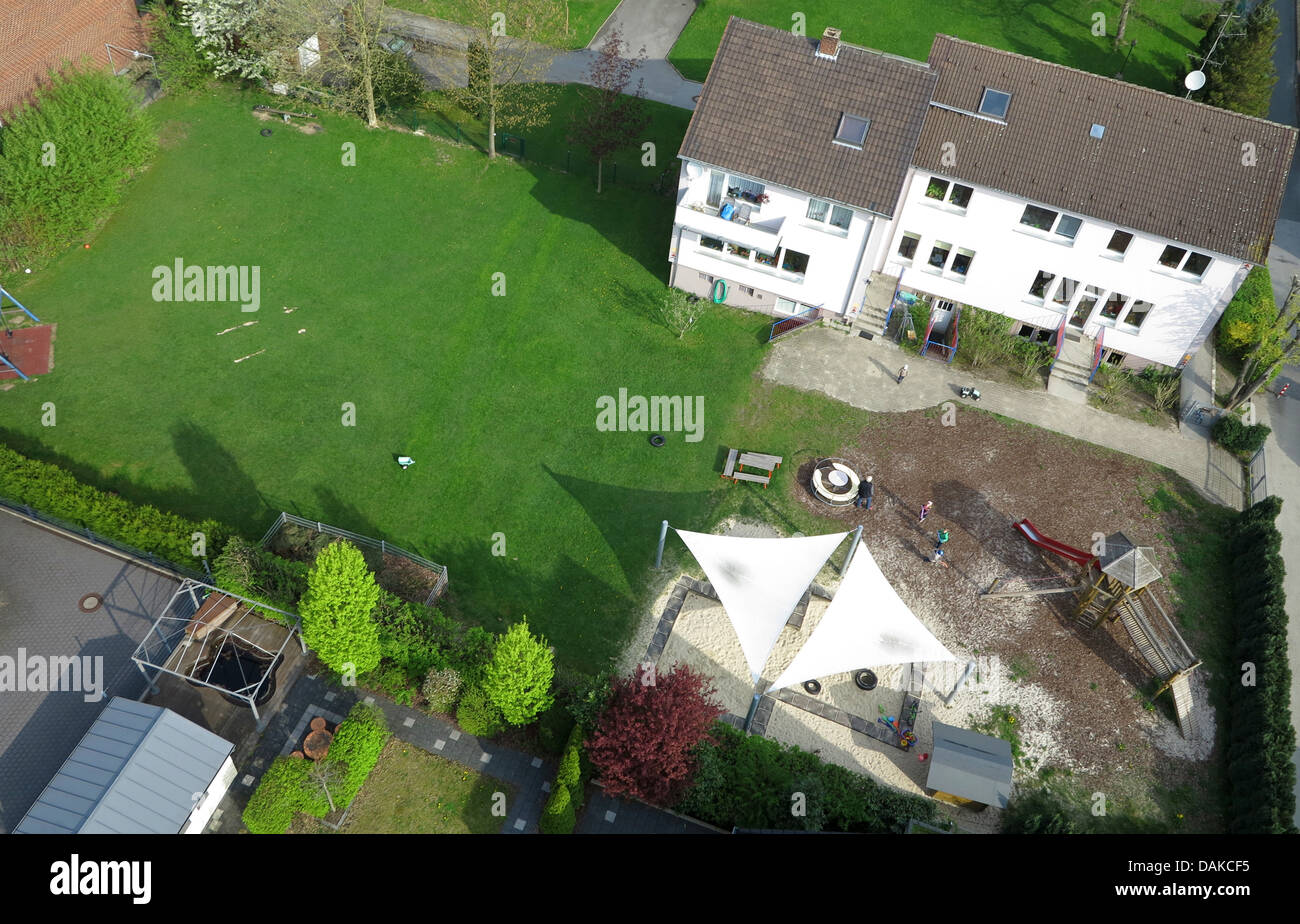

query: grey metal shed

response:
[925,722,1014,810]
[14,696,235,834]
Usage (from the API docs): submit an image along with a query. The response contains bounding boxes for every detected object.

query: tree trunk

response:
[1114,0,1134,50]
[488,105,496,158]
[596,158,603,194]
[1225,343,1300,413]
[364,71,378,129]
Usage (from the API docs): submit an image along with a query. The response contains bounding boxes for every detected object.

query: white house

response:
[672,19,1296,382]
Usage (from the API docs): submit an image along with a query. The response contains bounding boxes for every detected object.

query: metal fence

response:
[1248,446,1268,505]
[388,107,677,197]
[260,511,449,604]
[0,495,209,581]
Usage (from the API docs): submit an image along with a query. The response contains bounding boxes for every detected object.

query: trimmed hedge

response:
[538,783,575,834]
[1226,497,1297,833]
[556,725,585,810]
[329,702,390,807]
[676,722,935,832]
[242,756,311,834]
[0,444,231,567]
[1212,414,1271,455]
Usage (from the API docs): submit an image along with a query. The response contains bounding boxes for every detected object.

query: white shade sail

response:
[768,543,958,691]
[675,529,849,682]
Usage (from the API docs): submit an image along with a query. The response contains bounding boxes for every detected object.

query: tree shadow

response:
[169,421,268,534]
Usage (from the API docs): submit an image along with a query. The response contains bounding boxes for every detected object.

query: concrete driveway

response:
[588,0,697,58]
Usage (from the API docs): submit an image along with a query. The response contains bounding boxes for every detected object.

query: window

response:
[806,199,852,232]
[706,171,725,208]
[950,248,974,276]
[1018,324,1036,338]
[1123,300,1153,329]
[698,273,714,283]
[926,177,973,209]
[726,243,751,260]
[1021,204,1058,232]
[1052,277,1079,305]
[1107,230,1133,255]
[979,88,1012,119]
[775,297,797,315]
[898,233,920,261]
[1183,252,1212,277]
[755,249,778,267]
[1158,245,1186,269]
[949,184,973,209]
[807,199,830,222]
[1104,350,1127,367]
[700,236,723,251]
[835,113,870,146]
[830,206,852,231]
[739,285,755,297]
[1055,215,1082,240]
[781,249,810,275]
[1028,270,1056,299]
[1070,285,1104,327]
[1100,292,1128,322]
[928,242,952,270]
[925,177,949,200]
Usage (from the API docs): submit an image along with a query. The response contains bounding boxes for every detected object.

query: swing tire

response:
[711,279,728,303]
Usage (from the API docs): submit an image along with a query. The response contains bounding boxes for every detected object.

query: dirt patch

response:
[253,108,324,134]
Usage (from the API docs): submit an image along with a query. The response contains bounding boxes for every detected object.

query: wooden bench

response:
[721,448,738,479]
[732,471,770,488]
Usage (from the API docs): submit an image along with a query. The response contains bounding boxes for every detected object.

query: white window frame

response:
[948,248,975,279]
[834,113,870,148]
[979,88,1012,119]
[1018,204,1082,242]
[924,176,973,210]
[897,232,921,263]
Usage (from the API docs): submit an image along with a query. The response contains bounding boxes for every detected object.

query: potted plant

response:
[754,193,770,205]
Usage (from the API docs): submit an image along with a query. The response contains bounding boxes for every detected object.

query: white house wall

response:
[670,158,881,318]
[882,167,1249,367]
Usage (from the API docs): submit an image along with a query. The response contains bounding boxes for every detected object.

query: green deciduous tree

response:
[1192,0,1279,118]
[299,540,382,675]
[1224,276,1299,413]
[482,618,555,725]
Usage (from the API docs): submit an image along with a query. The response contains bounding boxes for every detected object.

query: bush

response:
[422,667,463,713]
[0,67,156,272]
[300,541,382,676]
[329,702,390,807]
[242,756,311,834]
[0,445,231,567]
[538,782,576,834]
[369,51,425,116]
[450,625,496,684]
[359,662,414,706]
[373,592,454,679]
[1212,413,1271,454]
[211,536,309,611]
[146,1,211,92]
[536,703,575,755]
[1218,266,1277,358]
[455,685,505,737]
[556,725,585,809]
[481,618,555,726]
[565,668,614,735]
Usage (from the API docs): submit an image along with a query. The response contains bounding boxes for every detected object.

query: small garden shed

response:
[925,722,1014,811]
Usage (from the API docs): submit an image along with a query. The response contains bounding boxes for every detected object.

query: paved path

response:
[385,4,702,110]
[761,326,1244,509]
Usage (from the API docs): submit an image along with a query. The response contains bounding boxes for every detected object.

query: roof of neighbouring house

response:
[679,17,938,217]
[14,697,234,834]
[0,0,147,117]
[913,34,1297,264]
[926,722,1014,808]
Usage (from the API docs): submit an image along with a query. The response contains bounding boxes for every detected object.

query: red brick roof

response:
[0,0,147,117]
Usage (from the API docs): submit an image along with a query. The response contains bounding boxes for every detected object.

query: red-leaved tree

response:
[568,29,650,194]
[585,662,724,805]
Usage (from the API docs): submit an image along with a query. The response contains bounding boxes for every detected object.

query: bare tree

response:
[254,0,410,129]
[1225,277,1300,412]
[568,30,650,194]
[307,759,346,814]
[1114,0,1137,49]
[427,0,562,158]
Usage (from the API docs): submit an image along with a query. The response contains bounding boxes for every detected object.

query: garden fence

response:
[1247,446,1268,505]
[389,107,677,198]
[0,495,210,581]
[260,511,449,604]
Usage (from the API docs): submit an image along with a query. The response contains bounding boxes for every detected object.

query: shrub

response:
[146,1,211,92]
[536,703,574,755]
[538,781,576,834]
[243,756,311,834]
[0,67,156,272]
[450,625,496,684]
[300,541,382,676]
[373,592,453,679]
[1212,414,1271,455]
[456,685,505,737]
[482,618,555,726]
[556,725,585,808]
[565,668,614,736]
[1218,266,1277,358]
[329,702,390,807]
[368,50,425,116]
[211,536,309,611]
[0,445,230,567]
[422,667,464,713]
[360,662,414,706]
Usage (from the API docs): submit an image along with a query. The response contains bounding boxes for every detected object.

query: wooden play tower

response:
[986,524,1200,738]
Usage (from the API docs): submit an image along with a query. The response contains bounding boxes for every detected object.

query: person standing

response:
[855,475,874,509]
[897,364,909,384]
[918,500,932,524]
[936,528,949,546]
[931,544,949,567]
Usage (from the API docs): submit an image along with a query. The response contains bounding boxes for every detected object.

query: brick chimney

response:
[817,27,842,60]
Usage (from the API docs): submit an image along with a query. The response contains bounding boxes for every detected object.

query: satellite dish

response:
[1184,70,1206,91]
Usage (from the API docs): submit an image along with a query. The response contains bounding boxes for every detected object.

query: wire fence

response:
[1248,445,1268,505]
[260,511,448,604]
[388,106,679,197]
[0,495,210,581]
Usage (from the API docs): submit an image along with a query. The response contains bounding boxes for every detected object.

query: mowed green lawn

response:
[385,0,621,48]
[0,87,782,672]
[669,0,1211,90]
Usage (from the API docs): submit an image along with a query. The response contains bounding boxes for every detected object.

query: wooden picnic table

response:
[722,448,782,488]
[738,451,782,473]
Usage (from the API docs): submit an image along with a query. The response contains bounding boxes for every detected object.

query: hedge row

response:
[540,725,585,834]
[241,701,390,833]
[0,444,231,567]
[1225,496,1297,834]
[676,722,935,832]
[1212,414,1271,455]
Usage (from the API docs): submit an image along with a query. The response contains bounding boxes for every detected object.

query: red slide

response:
[1014,519,1094,565]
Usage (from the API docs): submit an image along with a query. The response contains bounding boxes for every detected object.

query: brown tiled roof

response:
[914,35,1296,264]
[679,17,937,217]
[0,0,147,117]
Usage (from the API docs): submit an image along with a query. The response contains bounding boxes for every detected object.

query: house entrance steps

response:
[1047,328,1096,405]
[852,273,900,336]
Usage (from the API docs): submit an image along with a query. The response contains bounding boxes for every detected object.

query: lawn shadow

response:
[169,421,268,533]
